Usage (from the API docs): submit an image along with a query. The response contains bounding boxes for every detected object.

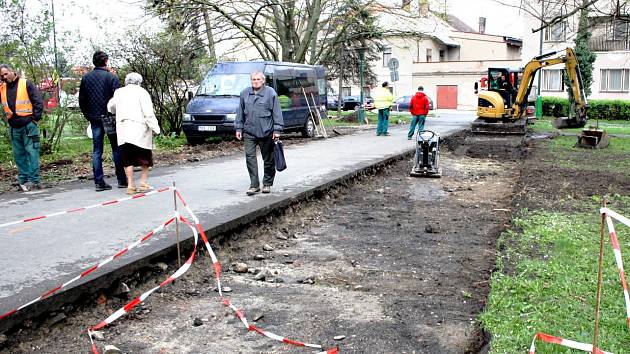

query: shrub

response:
[542,97,630,121]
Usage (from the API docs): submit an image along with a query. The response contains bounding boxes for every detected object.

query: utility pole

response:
[536,0,544,118]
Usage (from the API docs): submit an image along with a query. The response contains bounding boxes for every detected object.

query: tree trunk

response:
[202,10,216,59]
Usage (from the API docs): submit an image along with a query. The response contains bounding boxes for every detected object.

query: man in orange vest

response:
[0,64,43,191]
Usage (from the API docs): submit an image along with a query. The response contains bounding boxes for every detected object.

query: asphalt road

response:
[0,110,475,332]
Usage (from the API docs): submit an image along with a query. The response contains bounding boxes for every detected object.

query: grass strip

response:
[481,207,630,353]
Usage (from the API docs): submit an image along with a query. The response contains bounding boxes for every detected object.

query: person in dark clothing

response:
[234,71,283,196]
[79,51,127,191]
[0,64,44,191]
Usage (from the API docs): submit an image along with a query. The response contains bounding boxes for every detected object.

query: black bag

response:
[102,114,116,135]
[274,140,287,172]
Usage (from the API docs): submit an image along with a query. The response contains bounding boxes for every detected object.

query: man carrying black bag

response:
[79,51,127,191]
[235,71,283,196]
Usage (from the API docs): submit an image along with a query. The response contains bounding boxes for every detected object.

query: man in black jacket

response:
[0,64,44,192]
[79,51,127,191]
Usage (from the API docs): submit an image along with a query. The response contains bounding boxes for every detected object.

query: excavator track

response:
[471,118,527,135]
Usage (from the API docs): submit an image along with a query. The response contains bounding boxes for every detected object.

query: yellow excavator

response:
[473,47,589,135]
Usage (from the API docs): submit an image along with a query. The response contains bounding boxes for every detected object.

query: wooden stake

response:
[592,198,607,352]
[173,181,181,269]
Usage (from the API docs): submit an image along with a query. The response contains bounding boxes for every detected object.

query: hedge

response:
[542,97,630,121]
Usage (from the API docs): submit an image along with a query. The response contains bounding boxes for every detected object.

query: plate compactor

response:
[410,130,442,178]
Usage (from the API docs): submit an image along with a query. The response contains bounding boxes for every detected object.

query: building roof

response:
[446,14,475,33]
[371,4,460,47]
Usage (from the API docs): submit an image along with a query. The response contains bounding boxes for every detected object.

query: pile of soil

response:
[0,130,523,353]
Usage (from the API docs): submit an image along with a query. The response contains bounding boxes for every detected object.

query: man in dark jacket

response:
[234,71,283,195]
[0,64,44,191]
[79,51,127,191]
[408,86,430,140]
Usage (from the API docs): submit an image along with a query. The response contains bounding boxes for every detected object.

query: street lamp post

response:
[356,47,366,124]
[51,0,61,100]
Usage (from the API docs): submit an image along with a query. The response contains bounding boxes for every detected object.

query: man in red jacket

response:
[407,86,430,140]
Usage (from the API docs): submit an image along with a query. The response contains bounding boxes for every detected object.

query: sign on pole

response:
[387,58,400,82]
[387,58,399,71]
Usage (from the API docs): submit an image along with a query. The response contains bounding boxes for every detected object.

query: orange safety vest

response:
[1,78,33,119]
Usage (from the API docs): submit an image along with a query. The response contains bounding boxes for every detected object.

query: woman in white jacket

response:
[107,72,160,195]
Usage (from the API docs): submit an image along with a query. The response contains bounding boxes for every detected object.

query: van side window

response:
[276,74,295,109]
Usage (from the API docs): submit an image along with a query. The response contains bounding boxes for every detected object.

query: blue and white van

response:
[182,61,327,144]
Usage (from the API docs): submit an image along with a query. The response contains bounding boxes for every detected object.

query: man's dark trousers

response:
[243,133,275,188]
[90,120,125,186]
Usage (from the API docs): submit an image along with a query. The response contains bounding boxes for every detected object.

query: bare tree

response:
[496,0,629,33]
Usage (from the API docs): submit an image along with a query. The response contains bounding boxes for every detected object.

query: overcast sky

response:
[447,0,524,37]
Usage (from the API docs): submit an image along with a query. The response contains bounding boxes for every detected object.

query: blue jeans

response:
[376,108,390,135]
[407,115,426,138]
[91,120,126,186]
[10,121,40,184]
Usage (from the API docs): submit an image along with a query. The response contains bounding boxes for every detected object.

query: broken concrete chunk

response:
[103,345,123,354]
[234,263,248,273]
[263,243,274,251]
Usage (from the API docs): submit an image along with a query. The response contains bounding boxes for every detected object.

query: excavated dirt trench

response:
[0,131,524,353]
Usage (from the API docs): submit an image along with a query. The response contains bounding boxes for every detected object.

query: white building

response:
[338,1,523,110]
[521,2,630,100]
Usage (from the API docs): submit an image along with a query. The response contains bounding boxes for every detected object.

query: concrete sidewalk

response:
[0,113,474,332]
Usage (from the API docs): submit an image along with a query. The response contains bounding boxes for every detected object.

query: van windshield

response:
[197,74,250,96]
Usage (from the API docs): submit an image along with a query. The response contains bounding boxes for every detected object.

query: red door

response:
[436,85,458,109]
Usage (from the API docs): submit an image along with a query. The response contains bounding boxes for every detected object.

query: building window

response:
[544,21,566,42]
[341,87,351,97]
[600,69,630,92]
[383,47,392,67]
[607,20,629,41]
[439,49,445,61]
[541,69,564,91]
[426,48,432,62]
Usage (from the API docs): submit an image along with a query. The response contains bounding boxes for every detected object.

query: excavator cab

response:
[474,48,589,135]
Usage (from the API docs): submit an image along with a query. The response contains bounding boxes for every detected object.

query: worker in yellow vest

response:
[372,81,394,136]
[0,64,44,192]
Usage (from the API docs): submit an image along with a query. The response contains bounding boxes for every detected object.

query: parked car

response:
[327,96,339,110]
[394,95,434,111]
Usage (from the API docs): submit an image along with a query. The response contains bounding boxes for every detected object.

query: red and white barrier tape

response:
[88,214,197,334]
[0,186,336,352]
[0,186,174,229]
[529,332,611,354]
[601,207,630,328]
[0,216,177,321]
[174,191,337,352]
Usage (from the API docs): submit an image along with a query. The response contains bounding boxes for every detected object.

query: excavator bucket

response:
[552,116,587,129]
[576,128,609,149]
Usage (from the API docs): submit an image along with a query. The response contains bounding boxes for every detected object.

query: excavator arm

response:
[513,48,588,127]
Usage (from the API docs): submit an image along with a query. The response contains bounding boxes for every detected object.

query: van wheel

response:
[301,118,316,138]
[186,136,206,145]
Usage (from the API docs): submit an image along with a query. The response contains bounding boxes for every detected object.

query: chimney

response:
[479,17,486,34]
[402,0,411,11]
[419,0,429,17]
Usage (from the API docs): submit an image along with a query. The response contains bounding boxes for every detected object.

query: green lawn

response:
[480,205,630,353]
[531,117,630,135]
[481,126,630,352]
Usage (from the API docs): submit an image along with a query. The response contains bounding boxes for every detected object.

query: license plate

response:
[198,125,216,131]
